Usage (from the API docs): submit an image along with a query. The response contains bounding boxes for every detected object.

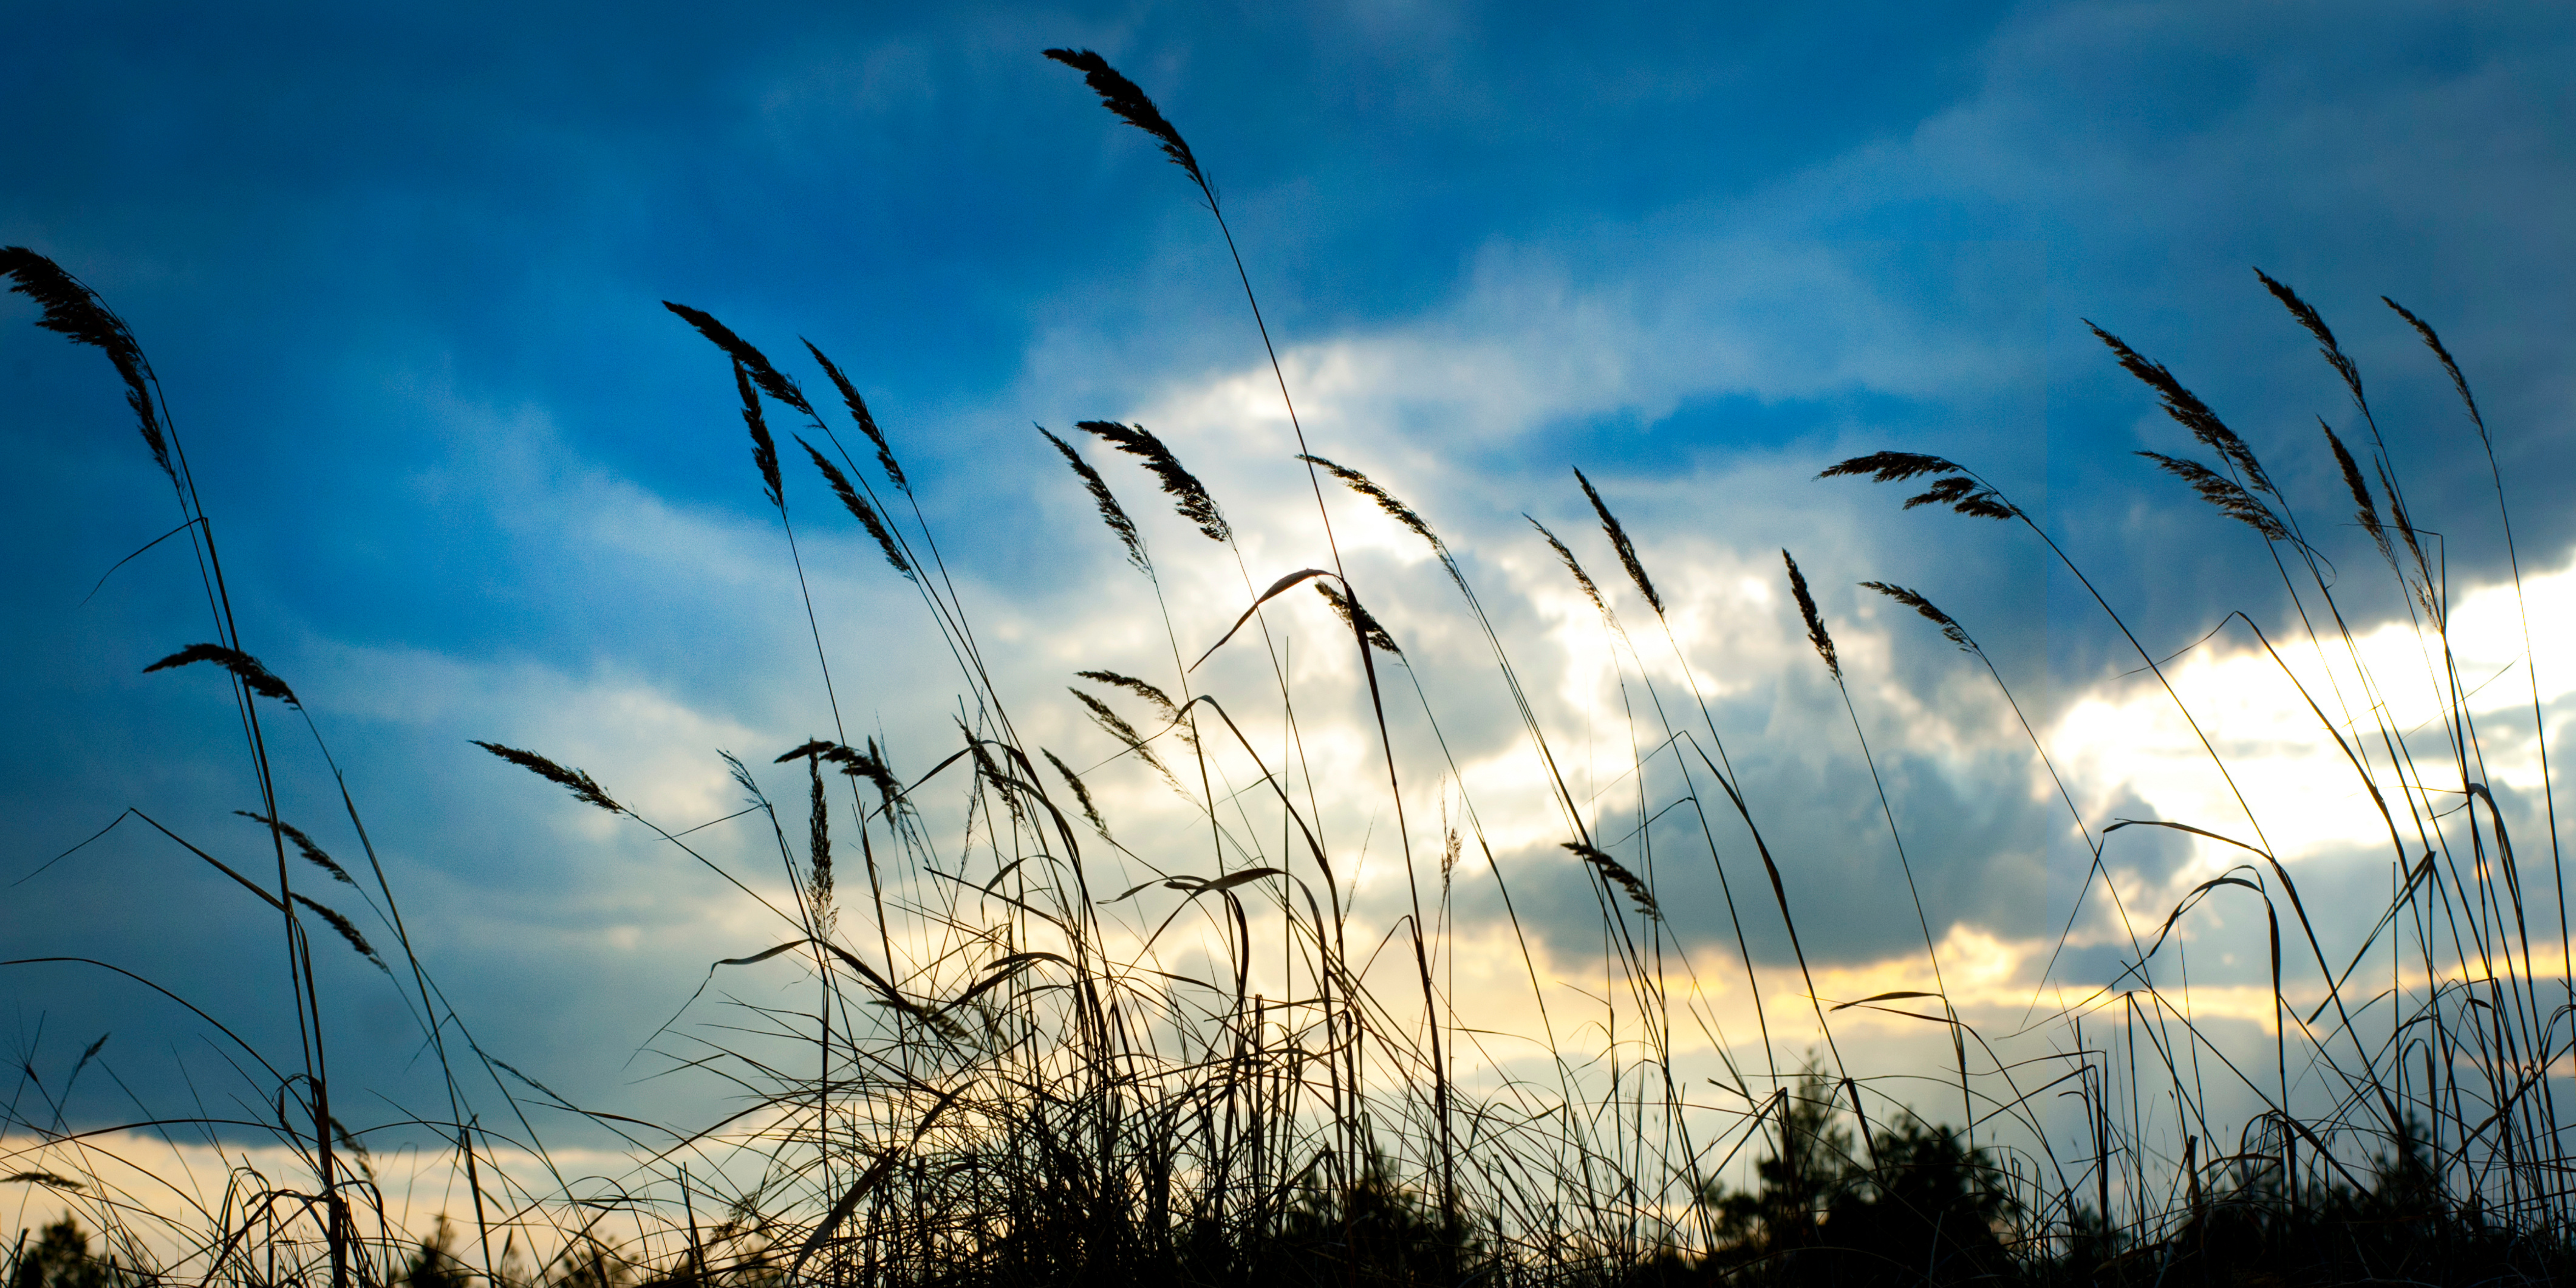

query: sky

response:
[5,0,2575,1193]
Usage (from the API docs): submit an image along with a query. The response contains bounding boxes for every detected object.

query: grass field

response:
[6,48,2572,1288]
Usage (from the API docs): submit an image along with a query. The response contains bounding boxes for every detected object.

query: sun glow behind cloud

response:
[2051,546,2575,909]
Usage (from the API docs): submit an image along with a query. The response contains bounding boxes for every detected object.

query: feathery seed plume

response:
[1077,670,1179,723]
[1041,748,1110,838]
[236,811,357,886]
[1572,467,1663,615]
[1818,452,1960,484]
[803,341,909,493]
[472,741,622,814]
[2,247,169,482]
[957,726,1025,828]
[2377,454,2436,616]
[2136,451,2289,541]
[1782,550,1839,681]
[773,739,906,815]
[798,437,915,581]
[1859,582,1973,654]
[1316,581,1402,657]
[1299,454,1440,549]
[2087,322,2278,498]
[1564,842,1660,920]
[1528,517,1611,624]
[144,643,299,706]
[805,752,833,929]
[722,748,763,805]
[770,740,838,918]
[292,893,386,972]
[1306,452,1481,603]
[1078,420,1229,542]
[2320,421,2395,569]
[1041,49,1212,203]
[663,302,813,416]
[2255,268,2365,414]
[735,360,784,510]
[1042,427,1147,572]
[848,739,905,815]
[2383,296,2488,439]
[1078,670,1192,748]
[1070,688,1175,782]
[1817,452,2019,520]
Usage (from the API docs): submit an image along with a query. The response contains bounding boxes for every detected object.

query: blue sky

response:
[6,0,2575,1160]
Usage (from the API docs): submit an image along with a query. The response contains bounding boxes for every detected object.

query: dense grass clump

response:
[8,48,2575,1288]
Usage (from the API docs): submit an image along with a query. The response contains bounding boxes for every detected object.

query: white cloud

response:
[2051,545,2576,902]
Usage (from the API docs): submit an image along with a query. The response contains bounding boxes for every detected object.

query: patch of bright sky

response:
[2054,547,2573,873]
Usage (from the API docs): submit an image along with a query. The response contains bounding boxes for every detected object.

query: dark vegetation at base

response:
[11,1220,136,1288]
[16,1128,2576,1288]
[8,43,2575,1288]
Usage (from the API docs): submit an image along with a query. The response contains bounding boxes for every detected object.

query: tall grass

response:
[7,47,2573,1288]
